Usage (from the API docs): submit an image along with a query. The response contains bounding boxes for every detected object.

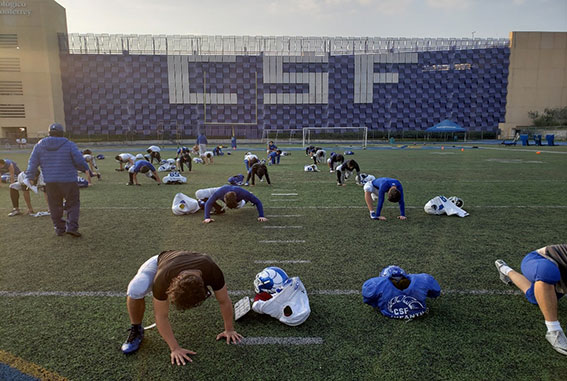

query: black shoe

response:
[66,231,82,237]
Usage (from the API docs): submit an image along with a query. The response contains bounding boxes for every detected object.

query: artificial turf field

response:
[1,142,566,381]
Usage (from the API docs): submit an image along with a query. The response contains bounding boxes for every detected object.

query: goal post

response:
[302,127,368,148]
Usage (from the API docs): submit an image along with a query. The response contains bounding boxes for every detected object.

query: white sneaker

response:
[495,259,512,285]
[8,209,21,217]
[545,330,567,355]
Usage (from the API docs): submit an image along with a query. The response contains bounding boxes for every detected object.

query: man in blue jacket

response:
[25,123,89,237]
[203,185,267,224]
[196,133,208,156]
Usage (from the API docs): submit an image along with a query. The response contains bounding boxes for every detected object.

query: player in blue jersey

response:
[362,265,441,320]
[127,160,161,185]
[0,158,21,184]
[363,177,406,220]
[495,244,567,355]
[203,185,267,224]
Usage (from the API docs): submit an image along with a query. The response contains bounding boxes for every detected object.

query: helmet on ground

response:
[135,154,145,160]
[379,265,407,279]
[254,267,290,294]
[448,196,464,208]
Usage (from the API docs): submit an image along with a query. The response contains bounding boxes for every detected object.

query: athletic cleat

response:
[66,231,82,237]
[370,211,379,220]
[121,325,144,354]
[495,259,512,285]
[545,330,567,355]
[8,209,21,217]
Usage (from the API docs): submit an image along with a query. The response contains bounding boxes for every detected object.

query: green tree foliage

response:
[528,107,567,127]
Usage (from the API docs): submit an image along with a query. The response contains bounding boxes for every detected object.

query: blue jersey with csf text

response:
[362,273,440,319]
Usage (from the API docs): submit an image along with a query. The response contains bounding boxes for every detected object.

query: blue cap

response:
[49,123,64,133]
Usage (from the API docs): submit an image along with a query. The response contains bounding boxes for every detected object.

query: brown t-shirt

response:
[152,251,225,301]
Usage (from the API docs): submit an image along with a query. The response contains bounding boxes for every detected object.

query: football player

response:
[495,244,567,355]
[127,160,161,186]
[335,159,360,186]
[202,185,267,224]
[202,151,214,165]
[364,177,406,220]
[0,158,21,184]
[146,145,162,164]
[245,161,271,186]
[312,149,326,165]
[121,250,243,365]
[362,265,441,320]
[114,153,135,171]
[7,170,49,217]
[327,152,344,172]
[244,152,259,171]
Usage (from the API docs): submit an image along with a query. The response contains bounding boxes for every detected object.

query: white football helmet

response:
[448,196,464,208]
[254,267,290,294]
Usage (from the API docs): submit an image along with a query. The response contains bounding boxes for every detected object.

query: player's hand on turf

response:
[258,217,268,222]
[216,330,243,344]
[397,216,407,220]
[203,218,214,224]
[378,216,387,221]
[170,347,196,365]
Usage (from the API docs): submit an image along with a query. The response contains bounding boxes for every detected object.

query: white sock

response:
[545,321,562,333]
[500,265,513,276]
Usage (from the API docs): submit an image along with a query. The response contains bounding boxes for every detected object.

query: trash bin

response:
[546,134,555,146]
[519,134,529,146]
[534,134,542,146]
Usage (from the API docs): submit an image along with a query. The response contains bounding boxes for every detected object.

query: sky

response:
[55,0,567,39]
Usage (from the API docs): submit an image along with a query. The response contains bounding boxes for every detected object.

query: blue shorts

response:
[520,251,562,304]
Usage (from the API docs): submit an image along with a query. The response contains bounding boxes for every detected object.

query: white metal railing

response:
[59,34,509,56]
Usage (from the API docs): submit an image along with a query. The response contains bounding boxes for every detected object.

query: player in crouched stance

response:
[121,250,243,365]
[362,265,440,320]
[364,177,406,220]
[495,244,567,355]
[202,185,267,224]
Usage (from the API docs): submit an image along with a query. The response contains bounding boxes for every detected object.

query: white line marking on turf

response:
[0,289,523,297]
[258,240,306,243]
[265,215,303,218]
[481,147,567,154]
[263,226,303,229]
[238,337,323,345]
[269,199,299,202]
[271,193,298,196]
[254,260,311,264]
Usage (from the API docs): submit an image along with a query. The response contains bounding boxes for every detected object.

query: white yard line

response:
[263,226,303,229]
[238,337,324,345]
[269,199,299,202]
[0,289,523,297]
[265,215,303,218]
[258,240,306,243]
[271,193,299,196]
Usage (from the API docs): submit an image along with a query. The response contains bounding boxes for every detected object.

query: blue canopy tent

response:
[425,120,467,141]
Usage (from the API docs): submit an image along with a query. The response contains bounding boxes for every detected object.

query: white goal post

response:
[302,127,368,148]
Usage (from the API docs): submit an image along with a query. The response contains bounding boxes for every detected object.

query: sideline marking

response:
[271,193,298,196]
[0,289,523,297]
[238,337,323,345]
[0,350,68,381]
[258,240,306,243]
[254,260,311,264]
[263,226,303,229]
[269,199,299,202]
[481,147,567,154]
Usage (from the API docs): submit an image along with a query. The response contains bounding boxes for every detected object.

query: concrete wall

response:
[0,0,67,140]
[499,32,567,138]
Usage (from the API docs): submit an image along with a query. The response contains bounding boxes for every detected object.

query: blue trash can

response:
[546,134,555,146]
[520,134,529,146]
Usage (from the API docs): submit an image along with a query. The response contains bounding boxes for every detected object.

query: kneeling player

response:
[362,265,441,320]
[312,149,326,165]
[495,244,567,355]
[327,152,344,172]
[121,250,243,364]
[251,267,310,326]
[115,153,135,171]
[202,151,214,165]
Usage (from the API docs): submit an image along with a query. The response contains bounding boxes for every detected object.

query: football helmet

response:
[448,196,464,208]
[358,173,376,185]
[379,265,407,279]
[254,267,290,294]
[135,154,145,160]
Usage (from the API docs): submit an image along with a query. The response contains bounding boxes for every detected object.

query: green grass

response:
[1,142,567,380]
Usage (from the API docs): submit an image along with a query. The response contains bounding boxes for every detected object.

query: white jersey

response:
[163,172,187,184]
[244,154,258,162]
[252,277,311,326]
[314,149,326,164]
[11,171,45,193]
[147,145,161,153]
[171,193,200,215]
[424,195,469,217]
[158,162,176,172]
[117,153,135,162]
[203,151,214,158]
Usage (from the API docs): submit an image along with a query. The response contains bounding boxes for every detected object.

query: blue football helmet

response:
[254,267,290,294]
[380,265,407,279]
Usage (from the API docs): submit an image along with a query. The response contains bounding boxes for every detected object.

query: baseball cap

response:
[49,123,64,133]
